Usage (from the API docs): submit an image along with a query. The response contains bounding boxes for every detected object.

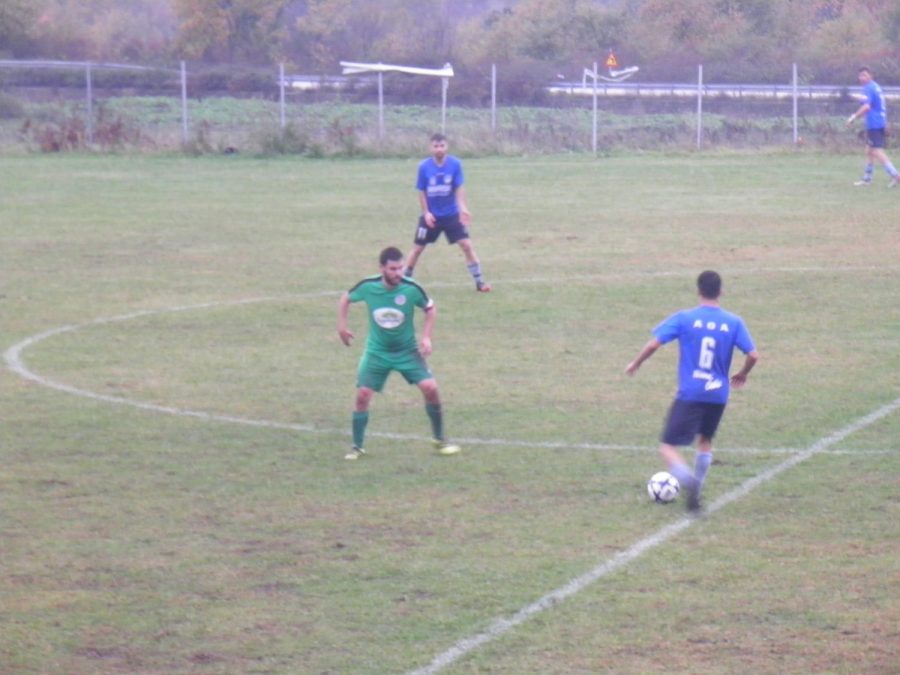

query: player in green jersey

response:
[337,246,461,460]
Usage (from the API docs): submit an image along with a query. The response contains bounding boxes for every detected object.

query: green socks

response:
[352,411,369,448]
[425,403,444,441]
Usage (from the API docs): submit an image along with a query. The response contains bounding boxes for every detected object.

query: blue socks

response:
[668,461,698,494]
[467,262,484,284]
[694,452,713,490]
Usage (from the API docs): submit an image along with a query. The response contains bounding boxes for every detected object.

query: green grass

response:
[0,153,898,673]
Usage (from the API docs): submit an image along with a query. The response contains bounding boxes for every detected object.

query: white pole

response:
[441,77,448,133]
[85,62,93,145]
[696,64,703,150]
[792,62,798,145]
[279,63,286,129]
[592,61,598,155]
[491,63,496,132]
[378,71,384,139]
[181,61,188,144]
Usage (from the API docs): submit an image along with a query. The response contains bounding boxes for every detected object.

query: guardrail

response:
[546,81,900,100]
[0,59,180,74]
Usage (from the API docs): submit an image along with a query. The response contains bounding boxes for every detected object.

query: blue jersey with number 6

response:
[653,305,755,404]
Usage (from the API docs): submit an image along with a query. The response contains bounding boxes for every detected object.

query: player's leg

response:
[404,244,426,278]
[871,147,899,183]
[862,130,899,184]
[404,217,437,277]
[347,386,375,459]
[856,144,875,186]
[659,400,702,511]
[693,404,724,497]
[694,437,713,490]
[452,231,491,292]
[346,354,389,460]
[418,378,444,441]
[417,378,460,456]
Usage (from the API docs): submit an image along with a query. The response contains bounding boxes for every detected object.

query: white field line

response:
[4,269,899,454]
[408,395,900,675]
[1,321,890,455]
[3,271,898,671]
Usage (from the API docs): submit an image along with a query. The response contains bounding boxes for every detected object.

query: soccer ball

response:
[647,471,680,503]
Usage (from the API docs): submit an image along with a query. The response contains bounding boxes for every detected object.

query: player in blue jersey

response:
[846,66,899,188]
[403,133,492,292]
[337,246,461,460]
[625,271,759,512]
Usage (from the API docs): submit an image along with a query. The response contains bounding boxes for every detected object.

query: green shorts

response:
[357,349,433,392]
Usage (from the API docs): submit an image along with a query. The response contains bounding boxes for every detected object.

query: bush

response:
[257,123,314,155]
[18,104,147,152]
[21,116,86,152]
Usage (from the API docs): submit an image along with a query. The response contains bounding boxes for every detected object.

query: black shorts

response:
[866,128,886,149]
[660,399,726,446]
[414,214,470,245]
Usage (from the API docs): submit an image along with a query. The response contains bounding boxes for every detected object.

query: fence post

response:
[491,64,496,133]
[180,61,188,144]
[280,63,286,129]
[377,71,384,139]
[792,62,798,145]
[85,62,93,145]
[592,62,598,155]
[441,76,448,133]
[696,64,703,150]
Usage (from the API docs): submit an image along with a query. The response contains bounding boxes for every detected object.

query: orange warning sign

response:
[605,51,619,68]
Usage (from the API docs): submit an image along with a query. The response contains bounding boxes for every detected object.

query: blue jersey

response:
[862,80,887,130]
[653,305,755,404]
[416,155,464,217]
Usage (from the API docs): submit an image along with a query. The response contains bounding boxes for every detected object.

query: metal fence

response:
[1,59,892,154]
[0,59,190,145]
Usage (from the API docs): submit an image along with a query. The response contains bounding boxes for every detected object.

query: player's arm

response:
[625,338,662,376]
[847,102,871,125]
[419,191,435,227]
[456,185,471,226]
[730,350,758,388]
[419,300,436,357]
[337,291,354,346]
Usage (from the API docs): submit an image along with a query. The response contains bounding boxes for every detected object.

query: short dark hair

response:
[697,270,722,299]
[379,246,404,266]
[859,66,872,76]
[430,132,447,143]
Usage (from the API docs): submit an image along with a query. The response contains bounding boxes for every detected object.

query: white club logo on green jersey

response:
[373,307,405,329]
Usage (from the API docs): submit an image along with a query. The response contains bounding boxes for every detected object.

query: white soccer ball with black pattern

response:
[647,471,680,503]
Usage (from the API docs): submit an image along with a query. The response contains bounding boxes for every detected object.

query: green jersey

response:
[347,275,432,354]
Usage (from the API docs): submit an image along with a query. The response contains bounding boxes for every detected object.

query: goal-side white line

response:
[407,395,900,675]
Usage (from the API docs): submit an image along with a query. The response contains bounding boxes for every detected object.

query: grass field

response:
[1,152,898,674]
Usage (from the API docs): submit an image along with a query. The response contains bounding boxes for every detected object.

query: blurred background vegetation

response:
[1,0,898,89]
[2,1,896,155]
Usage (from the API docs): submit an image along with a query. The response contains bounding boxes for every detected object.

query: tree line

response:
[1,0,898,85]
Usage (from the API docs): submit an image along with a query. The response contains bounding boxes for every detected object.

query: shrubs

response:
[18,105,146,152]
